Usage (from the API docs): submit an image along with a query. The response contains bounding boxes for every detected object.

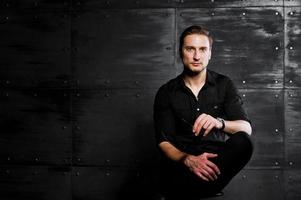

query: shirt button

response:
[197,108,200,111]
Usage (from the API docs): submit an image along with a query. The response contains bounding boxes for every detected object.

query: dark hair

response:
[179,25,213,58]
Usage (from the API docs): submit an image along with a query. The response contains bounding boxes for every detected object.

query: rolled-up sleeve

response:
[153,85,176,145]
[224,79,250,123]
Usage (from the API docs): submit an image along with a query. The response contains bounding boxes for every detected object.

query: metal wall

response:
[0,0,300,199]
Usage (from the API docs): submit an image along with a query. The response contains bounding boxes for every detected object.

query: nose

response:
[193,50,201,60]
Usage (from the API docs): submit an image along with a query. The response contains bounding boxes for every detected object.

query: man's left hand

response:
[193,113,222,136]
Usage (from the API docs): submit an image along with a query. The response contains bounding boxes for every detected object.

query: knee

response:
[228,131,253,160]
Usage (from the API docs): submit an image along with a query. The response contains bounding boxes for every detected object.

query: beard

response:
[183,65,207,77]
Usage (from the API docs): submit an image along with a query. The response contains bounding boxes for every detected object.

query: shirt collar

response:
[176,69,216,90]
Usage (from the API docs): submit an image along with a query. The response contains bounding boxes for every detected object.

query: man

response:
[153,25,253,200]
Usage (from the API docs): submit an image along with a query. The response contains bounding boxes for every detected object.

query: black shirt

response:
[153,70,249,154]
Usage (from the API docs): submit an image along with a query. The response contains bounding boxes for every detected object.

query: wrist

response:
[180,153,189,164]
[216,117,225,130]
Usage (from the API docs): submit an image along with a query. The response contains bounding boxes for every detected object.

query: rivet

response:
[275,12,279,15]
[275,175,279,179]
[289,80,293,83]
[242,12,246,16]
[242,80,246,84]
[289,93,293,97]
[242,175,247,179]
[242,94,246,98]
[274,0,278,2]
[275,80,278,84]
[289,46,293,50]
[289,11,294,16]
[211,0,214,3]
[289,161,293,166]
[275,129,279,133]
[275,94,279,98]
[275,161,279,166]
[289,128,293,132]
[211,12,215,16]
[76,172,80,176]
[275,46,279,50]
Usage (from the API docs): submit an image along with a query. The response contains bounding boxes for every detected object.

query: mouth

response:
[191,63,201,66]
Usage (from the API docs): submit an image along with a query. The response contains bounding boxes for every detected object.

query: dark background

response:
[0,0,300,199]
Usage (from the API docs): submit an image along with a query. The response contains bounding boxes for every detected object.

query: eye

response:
[185,47,194,52]
[200,47,207,52]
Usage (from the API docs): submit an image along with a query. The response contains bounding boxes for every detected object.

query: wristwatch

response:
[216,117,225,130]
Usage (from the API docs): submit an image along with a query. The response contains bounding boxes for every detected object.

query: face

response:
[181,34,212,74]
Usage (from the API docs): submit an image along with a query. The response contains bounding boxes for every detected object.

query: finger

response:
[204,153,218,158]
[195,115,208,135]
[196,171,209,181]
[201,167,216,181]
[207,161,221,175]
[193,114,206,132]
[204,123,215,136]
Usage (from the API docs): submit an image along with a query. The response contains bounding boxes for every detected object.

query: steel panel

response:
[0,89,72,165]
[177,7,284,89]
[70,0,283,8]
[0,0,71,10]
[285,7,301,88]
[239,89,284,168]
[72,89,159,166]
[72,166,159,200]
[223,169,284,200]
[72,9,175,89]
[0,165,71,200]
[284,170,301,200]
[0,8,71,89]
[284,0,301,6]
[285,90,301,169]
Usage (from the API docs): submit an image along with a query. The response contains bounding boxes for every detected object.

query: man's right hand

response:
[183,153,220,181]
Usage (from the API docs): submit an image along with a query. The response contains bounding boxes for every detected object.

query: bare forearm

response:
[223,120,252,135]
[159,141,187,162]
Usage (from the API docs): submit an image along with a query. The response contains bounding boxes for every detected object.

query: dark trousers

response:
[159,132,253,200]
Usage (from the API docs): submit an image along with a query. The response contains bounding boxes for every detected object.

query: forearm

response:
[159,141,188,162]
[223,120,252,135]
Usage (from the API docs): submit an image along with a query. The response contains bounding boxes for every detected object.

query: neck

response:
[183,68,207,87]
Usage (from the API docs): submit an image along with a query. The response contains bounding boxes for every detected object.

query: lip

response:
[191,63,201,66]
